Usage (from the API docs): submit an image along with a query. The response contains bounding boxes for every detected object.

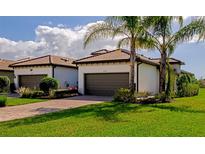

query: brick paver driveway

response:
[0,96,112,122]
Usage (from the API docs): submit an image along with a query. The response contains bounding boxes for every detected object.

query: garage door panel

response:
[19,75,47,88]
[85,73,129,96]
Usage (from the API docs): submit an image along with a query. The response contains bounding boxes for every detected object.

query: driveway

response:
[0,96,112,122]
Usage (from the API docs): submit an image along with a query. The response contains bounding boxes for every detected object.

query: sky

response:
[0,16,204,79]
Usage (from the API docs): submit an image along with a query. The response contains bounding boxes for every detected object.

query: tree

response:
[0,76,10,93]
[165,48,176,100]
[83,16,152,93]
[142,16,203,100]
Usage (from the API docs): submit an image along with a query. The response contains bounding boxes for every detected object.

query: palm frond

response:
[105,16,125,26]
[172,16,183,27]
[117,37,130,48]
[169,19,205,45]
[135,36,156,50]
[112,24,130,39]
[197,18,205,40]
[167,43,176,57]
[83,22,114,48]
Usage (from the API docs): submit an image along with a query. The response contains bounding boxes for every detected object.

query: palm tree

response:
[83,16,150,93]
[165,47,176,100]
[141,16,203,99]
[197,17,205,40]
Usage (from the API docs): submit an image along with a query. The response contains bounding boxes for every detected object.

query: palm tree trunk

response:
[166,60,171,99]
[129,39,136,93]
[159,52,167,93]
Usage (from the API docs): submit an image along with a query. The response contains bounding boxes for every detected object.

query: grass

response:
[6,97,46,106]
[0,89,205,136]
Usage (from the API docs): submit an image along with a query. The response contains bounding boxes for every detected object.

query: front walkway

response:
[0,96,112,122]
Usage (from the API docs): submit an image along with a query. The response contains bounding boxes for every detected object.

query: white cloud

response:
[57,24,66,28]
[0,21,120,60]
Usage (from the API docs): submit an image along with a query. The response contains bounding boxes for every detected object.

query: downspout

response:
[49,55,55,78]
[52,65,55,78]
[136,62,142,92]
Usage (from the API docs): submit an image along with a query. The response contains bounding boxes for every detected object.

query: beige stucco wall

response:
[78,61,160,95]
[138,63,159,94]
[78,62,133,94]
[54,66,78,88]
[172,64,181,74]
[13,66,53,88]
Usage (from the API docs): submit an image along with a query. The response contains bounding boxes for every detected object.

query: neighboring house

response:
[0,59,15,83]
[10,55,78,89]
[151,58,185,74]
[75,49,185,96]
[181,70,194,76]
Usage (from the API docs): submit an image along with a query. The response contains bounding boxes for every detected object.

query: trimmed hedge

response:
[39,77,58,94]
[113,88,135,103]
[49,88,78,99]
[0,95,7,107]
[0,76,10,93]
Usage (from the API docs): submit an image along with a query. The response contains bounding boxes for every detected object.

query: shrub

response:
[177,83,199,97]
[17,87,33,98]
[0,95,7,107]
[113,88,135,103]
[67,86,78,93]
[135,91,151,98]
[176,74,199,97]
[49,88,78,98]
[17,87,45,98]
[0,76,10,93]
[154,92,173,103]
[39,77,58,94]
[199,79,205,88]
[31,91,45,98]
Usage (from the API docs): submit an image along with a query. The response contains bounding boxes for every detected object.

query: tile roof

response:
[0,59,15,71]
[181,70,194,75]
[75,49,159,66]
[151,58,185,65]
[10,55,77,68]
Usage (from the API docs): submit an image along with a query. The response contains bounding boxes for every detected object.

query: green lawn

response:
[1,89,205,137]
[6,97,46,106]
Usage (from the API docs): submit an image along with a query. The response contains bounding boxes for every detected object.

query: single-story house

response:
[10,55,78,89]
[75,49,184,96]
[0,59,15,83]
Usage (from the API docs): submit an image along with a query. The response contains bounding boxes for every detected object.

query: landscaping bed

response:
[17,88,78,99]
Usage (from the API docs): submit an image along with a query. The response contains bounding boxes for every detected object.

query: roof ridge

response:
[121,50,155,61]
[50,54,76,61]
[75,48,127,63]
[10,55,50,66]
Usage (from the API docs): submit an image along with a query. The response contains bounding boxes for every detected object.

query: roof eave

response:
[10,63,77,68]
[75,59,130,64]
[0,69,14,72]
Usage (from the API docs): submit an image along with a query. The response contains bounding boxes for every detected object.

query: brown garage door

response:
[19,75,47,88]
[85,73,129,96]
